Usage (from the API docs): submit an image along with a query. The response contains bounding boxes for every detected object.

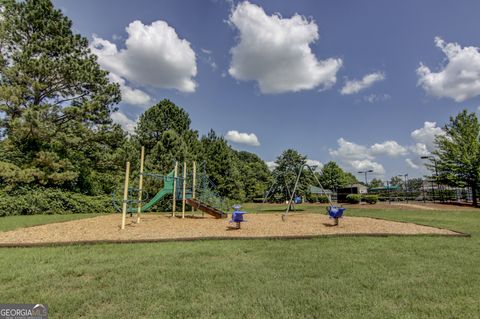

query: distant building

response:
[337,184,368,203]
[309,185,333,196]
[309,185,333,202]
[344,184,368,194]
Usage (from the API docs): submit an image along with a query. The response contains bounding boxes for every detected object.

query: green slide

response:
[127,170,175,213]
[137,188,173,212]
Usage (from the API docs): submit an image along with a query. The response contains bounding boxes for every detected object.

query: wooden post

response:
[191,161,196,215]
[182,162,186,219]
[121,161,131,230]
[172,162,178,217]
[136,146,145,224]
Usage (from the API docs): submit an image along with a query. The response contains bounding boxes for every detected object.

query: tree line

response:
[1,0,479,214]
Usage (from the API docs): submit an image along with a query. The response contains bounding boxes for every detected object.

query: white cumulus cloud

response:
[341,72,385,95]
[306,159,324,171]
[228,1,342,94]
[348,160,385,175]
[410,121,445,151]
[328,126,446,175]
[417,37,480,102]
[225,130,260,146]
[409,143,430,157]
[111,111,137,135]
[329,138,384,175]
[407,122,445,171]
[370,140,408,157]
[405,158,420,169]
[329,138,373,160]
[90,20,197,93]
[108,73,150,106]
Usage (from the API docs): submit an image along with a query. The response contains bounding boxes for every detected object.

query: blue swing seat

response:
[327,206,346,219]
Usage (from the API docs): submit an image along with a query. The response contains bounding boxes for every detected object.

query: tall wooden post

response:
[182,162,187,219]
[191,161,196,215]
[121,161,131,230]
[172,162,178,217]
[136,146,145,224]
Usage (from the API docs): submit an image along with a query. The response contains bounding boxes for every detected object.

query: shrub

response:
[346,194,361,204]
[305,193,316,203]
[0,188,113,216]
[363,195,379,204]
[305,194,330,203]
[317,195,330,203]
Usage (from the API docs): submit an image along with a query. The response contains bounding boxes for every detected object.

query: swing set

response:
[261,163,346,225]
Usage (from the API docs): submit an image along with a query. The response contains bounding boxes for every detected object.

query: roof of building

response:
[369,185,401,191]
[309,185,333,195]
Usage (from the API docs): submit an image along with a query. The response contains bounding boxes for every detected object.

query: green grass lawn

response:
[0,205,479,318]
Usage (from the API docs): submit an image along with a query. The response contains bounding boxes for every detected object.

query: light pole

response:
[386,180,391,204]
[398,174,408,203]
[421,156,438,202]
[358,170,374,187]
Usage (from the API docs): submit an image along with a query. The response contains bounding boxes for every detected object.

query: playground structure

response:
[116,152,346,229]
[115,147,228,230]
[262,163,346,225]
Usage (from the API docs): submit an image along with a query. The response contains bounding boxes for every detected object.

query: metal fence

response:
[308,180,473,204]
[359,180,472,204]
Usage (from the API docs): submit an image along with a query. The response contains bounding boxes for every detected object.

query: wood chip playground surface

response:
[0,212,466,247]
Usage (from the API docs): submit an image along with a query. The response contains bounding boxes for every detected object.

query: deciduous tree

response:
[432,110,480,206]
[271,149,313,201]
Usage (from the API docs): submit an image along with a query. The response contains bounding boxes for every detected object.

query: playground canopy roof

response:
[309,186,333,195]
[369,185,401,191]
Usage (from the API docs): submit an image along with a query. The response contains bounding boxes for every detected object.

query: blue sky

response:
[53,0,480,180]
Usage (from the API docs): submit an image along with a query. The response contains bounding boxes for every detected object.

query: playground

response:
[0,151,451,247]
[0,206,465,247]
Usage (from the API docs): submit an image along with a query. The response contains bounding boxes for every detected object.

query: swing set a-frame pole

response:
[282,163,333,221]
[283,164,304,221]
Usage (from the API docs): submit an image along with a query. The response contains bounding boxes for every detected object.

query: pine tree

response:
[135,99,192,151]
[200,130,244,200]
[236,150,272,201]
[0,0,122,193]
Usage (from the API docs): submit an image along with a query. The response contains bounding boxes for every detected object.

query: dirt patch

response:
[311,202,479,211]
[0,213,465,247]
[387,203,436,210]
